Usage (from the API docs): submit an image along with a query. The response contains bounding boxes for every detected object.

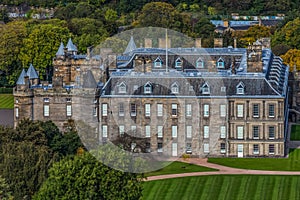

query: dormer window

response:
[201,83,210,94]
[196,58,204,68]
[217,57,225,68]
[144,82,152,94]
[236,82,245,94]
[44,98,49,102]
[175,57,182,68]
[154,57,162,68]
[171,82,179,94]
[118,82,126,93]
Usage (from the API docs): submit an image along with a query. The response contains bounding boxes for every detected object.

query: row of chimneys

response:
[142,38,238,49]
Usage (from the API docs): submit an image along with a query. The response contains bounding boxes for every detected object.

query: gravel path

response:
[0,109,13,127]
[146,158,300,181]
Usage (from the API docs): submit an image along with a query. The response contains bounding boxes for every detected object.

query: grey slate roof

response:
[56,42,65,56]
[66,38,78,52]
[27,64,39,79]
[83,70,97,88]
[16,69,26,85]
[102,72,281,97]
[124,36,137,55]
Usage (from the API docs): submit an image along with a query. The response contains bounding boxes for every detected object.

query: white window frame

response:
[15,107,19,118]
[202,83,210,94]
[157,126,163,138]
[269,104,275,117]
[118,82,126,93]
[236,82,245,94]
[237,104,244,117]
[253,126,259,139]
[66,105,72,117]
[217,58,225,68]
[119,125,125,135]
[220,126,226,138]
[171,82,179,94]
[154,57,162,68]
[44,105,49,117]
[237,126,244,139]
[196,58,204,68]
[269,126,275,139]
[43,98,49,102]
[145,125,151,137]
[175,57,182,68]
[220,104,226,117]
[204,126,209,138]
[253,144,259,154]
[172,104,177,117]
[102,103,108,117]
[220,143,226,153]
[157,104,163,117]
[204,143,209,153]
[172,125,177,138]
[186,104,192,117]
[203,104,209,117]
[102,125,108,138]
[145,104,151,117]
[221,86,226,92]
[269,144,275,154]
[253,104,259,118]
[119,103,124,116]
[144,82,152,94]
[186,125,192,138]
[130,104,136,116]
[157,143,163,152]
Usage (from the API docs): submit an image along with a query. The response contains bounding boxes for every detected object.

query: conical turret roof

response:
[16,69,26,85]
[124,36,137,54]
[27,63,39,79]
[56,42,65,56]
[66,38,78,52]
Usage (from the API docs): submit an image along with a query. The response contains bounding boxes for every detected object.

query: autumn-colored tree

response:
[238,25,271,47]
[281,49,300,71]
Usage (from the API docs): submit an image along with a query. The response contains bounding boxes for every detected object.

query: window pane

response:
[237,126,244,139]
[102,125,107,137]
[220,104,226,117]
[204,104,209,117]
[220,126,226,138]
[119,103,124,116]
[269,144,275,154]
[253,126,259,139]
[66,105,72,116]
[157,104,163,116]
[221,143,226,153]
[186,126,192,138]
[157,126,163,138]
[269,104,275,117]
[15,107,19,118]
[172,104,177,116]
[102,103,108,116]
[145,125,151,137]
[204,126,209,138]
[253,104,259,117]
[119,125,124,135]
[145,104,151,117]
[186,104,192,116]
[204,143,209,153]
[157,143,163,152]
[237,104,243,117]
[130,104,136,116]
[253,144,259,154]
[44,105,49,117]
[269,126,275,139]
[172,126,177,138]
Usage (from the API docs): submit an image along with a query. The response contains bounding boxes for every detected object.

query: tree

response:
[19,23,71,80]
[281,49,300,71]
[0,176,13,200]
[238,25,271,47]
[33,152,144,200]
[272,18,300,49]
[134,2,183,32]
[0,21,27,86]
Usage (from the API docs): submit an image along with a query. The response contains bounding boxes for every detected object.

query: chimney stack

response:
[234,38,237,49]
[144,38,152,48]
[195,38,202,48]
[214,38,223,48]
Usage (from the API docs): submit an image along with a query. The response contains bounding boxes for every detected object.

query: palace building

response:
[14,37,289,157]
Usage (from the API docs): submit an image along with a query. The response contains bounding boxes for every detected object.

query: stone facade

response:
[14,38,289,158]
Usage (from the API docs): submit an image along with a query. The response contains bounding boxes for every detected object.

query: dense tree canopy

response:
[33,152,144,200]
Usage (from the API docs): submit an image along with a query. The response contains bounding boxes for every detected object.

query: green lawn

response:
[291,125,300,141]
[143,175,300,200]
[0,94,14,109]
[208,149,300,171]
[145,161,217,177]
